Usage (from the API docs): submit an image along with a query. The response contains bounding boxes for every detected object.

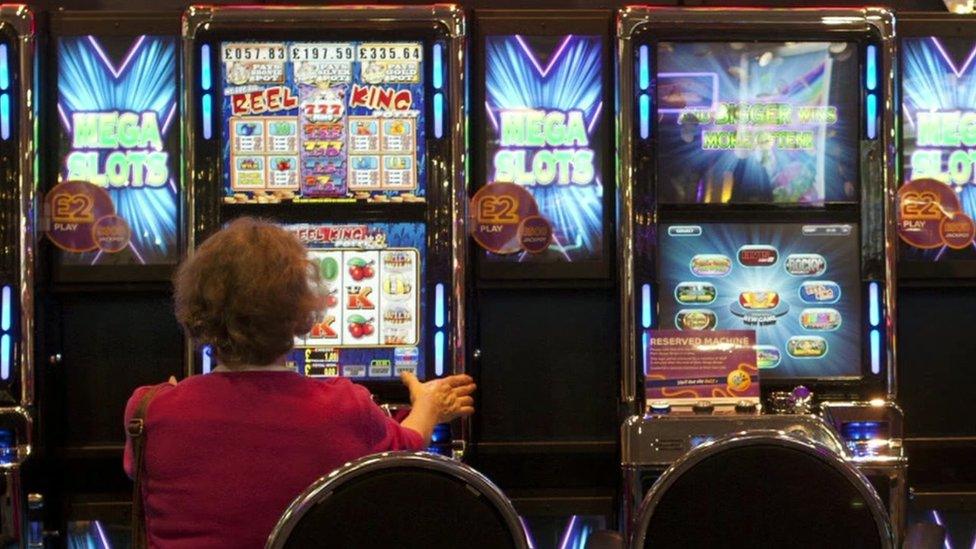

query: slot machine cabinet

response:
[467,9,621,522]
[617,7,907,543]
[0,5,33,545]
[33,10,184,542]
[895,11,976,523]
[183,5,467,454]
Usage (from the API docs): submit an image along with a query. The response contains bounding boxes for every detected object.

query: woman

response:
[123,217,475,548]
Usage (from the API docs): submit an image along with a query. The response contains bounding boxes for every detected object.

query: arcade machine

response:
[617,6,907,543]
[183,5,467,454]
[0,5,33,546]
[896,12,976,543]
[467,8,620,532]
[36,10,183,544]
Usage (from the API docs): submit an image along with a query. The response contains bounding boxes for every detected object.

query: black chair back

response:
[631,432,893,549]
[266,451,528,549]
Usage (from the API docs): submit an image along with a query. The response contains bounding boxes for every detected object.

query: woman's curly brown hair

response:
[174,217,322,367]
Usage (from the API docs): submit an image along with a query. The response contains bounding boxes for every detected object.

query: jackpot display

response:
[655,41,860,205]
[220,41,425,203]
[56,35,179,266]
[483,34,605,264]
[285,222,426,380]
[901,36,976,261]
[657,223,862,379]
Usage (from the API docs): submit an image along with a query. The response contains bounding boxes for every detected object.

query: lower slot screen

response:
[657,222,862,379]
[283,222,426,380]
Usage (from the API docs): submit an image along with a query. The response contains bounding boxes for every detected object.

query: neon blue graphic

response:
[658,223,862,379]
[655,42,859,204]
[58,35,179,266]
[485,34,605,263]
[902,37,976,261]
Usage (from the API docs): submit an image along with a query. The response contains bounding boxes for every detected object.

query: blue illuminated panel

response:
[56,35,179,267]
[866,94,877,139]
[0,429,12,464]
[1,285,10,332]
[202,93,213,140]
[870,329,881,374]
[865,45,877,92]
[0,94,9,140]
[639,94,650,139]
[200,44,212,90]
[433,92,444,138]
[434,283,445,328]
[432,43,443,90]
[641,283,653,328]
[434,331,445,376]
[0,335,9,381]
[638,45,649,90]
[0,43,8,90]
[868,281,880,327]
[0,285,11,381]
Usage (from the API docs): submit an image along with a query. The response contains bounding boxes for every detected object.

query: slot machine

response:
[617,7,907,543]
[0,5,33,545]
[183,5,466,454]
[896,12,976,538]
[37,9,183,542]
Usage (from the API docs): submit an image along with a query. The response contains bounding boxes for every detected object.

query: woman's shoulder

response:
[124,382,177,421]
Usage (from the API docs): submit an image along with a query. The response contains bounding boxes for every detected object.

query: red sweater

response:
[123,371,423,548]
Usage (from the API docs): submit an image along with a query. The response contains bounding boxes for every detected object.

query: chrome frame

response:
[0,4,35,407]
[0,406,33,545]
[616,7,899,407]
[0,6,35,545]
[180,6,468,403]
[265,451,528,549]
[630,431,894,549]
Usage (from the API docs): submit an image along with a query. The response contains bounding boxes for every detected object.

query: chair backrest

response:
[266,451,529,549]
[631,432,893,549]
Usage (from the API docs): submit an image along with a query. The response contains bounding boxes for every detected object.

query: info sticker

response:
[898,178,975,250]
[43,180,129,254]
[470,182,553,255]
[645,329,760,408]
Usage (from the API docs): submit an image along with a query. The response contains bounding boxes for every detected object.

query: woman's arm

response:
[399,372,476,446]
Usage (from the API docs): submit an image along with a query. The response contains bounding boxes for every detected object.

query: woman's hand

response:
[399,372,476,444]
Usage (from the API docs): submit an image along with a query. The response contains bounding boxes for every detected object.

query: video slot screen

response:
[220,40,425,204]
[657,223,862,379]
[900,36,976,261]
[483,34,606,264]
[55,35,180,267]
[655,41,859,205]
[284,222,426,380]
